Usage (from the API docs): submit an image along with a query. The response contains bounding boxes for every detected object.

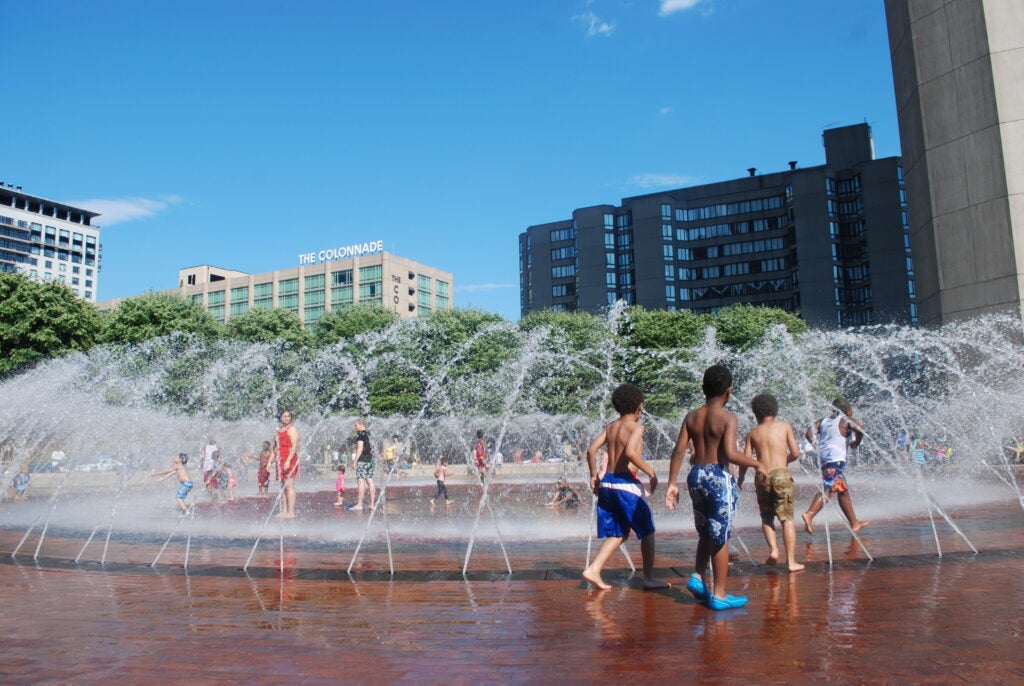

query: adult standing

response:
[274,411,300,519]
[349,419,376,511]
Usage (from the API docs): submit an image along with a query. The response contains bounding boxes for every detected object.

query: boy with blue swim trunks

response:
[582,383,669,591]
[665,365,767,610]
[153,453,194,514]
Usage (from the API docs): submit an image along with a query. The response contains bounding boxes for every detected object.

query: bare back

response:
[745,419,799,472]
[684,404,741,468]
[605,416,643,473]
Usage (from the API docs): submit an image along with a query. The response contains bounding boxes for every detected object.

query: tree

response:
[712,304,807,350]
[313,305,399,346]
[619,307,709,349]
[102,292,221,344]
[0,272,103,375]
[225,307,313,347]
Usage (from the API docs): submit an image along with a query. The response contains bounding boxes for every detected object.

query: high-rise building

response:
[0,185,101,302]
[520,125,917,328]
[885,0,1024,324]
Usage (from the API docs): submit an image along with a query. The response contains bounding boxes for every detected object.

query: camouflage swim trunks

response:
[755,468,794,525]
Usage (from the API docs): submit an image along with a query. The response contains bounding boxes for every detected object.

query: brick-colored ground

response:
[1,499,1022,684]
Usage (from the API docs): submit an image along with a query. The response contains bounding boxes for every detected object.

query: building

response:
[176,247,453,327]
[0,184,101,302]
[885,0,1024,325]
[520,125,916,328]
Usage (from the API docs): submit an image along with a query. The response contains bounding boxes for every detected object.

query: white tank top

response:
[817,415,849,465]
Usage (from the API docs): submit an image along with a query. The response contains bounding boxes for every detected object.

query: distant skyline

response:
[3,1,900,321]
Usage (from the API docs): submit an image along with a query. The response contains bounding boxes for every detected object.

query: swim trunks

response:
[687,464,736,546]
[596,472,654,540]
[820,461,848,495]
[755,468,794,525]
[257,467,270,489]
[176,480,194,500]
[356,461,375,480]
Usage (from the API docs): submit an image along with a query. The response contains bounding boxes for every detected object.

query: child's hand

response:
[664,483,680,510]
[648,474,658,495]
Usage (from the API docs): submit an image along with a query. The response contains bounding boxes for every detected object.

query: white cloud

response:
[625,173,698,189]
[456,283,517,293]
[658,106,675,115]
[573,10,616,37]
[659,0,710,17]
[65,195,184,226]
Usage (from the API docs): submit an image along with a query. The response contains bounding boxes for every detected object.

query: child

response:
[153,453,194,514]
[802,398,870,534]
[12,468,30,500]
[547,479,581,510]
[334,464,347,507]
[582,383,668,591]
[738,393,805,572]
[247,441,274,497]
[222,462,237,501]
[665,365,767,610]
[431,458,451,505]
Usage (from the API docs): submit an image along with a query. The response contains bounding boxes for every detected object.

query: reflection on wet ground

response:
[0,502,1022,683]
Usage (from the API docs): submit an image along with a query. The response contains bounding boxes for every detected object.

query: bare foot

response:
[788,562,806,573]
[765,553,779,565]
[582,568,611,590]
[802,512,814,534]
[851,520,871,532]
[642,578,671,590]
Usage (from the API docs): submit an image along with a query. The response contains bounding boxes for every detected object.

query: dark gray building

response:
[520,124,917,328]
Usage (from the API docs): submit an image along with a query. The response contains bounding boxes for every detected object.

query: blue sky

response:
[3,0,899,321]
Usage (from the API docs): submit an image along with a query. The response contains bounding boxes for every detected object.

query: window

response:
[664,265,675,280]
[604,233,615,249]
[552,283,576,297]
[661,204,672,220]
[551,264,576,279]
[359,265,382,282]
[603,214,614,230]
[418,274,432,290]
[605,273,616,287]
[418,290,432,307]
[304,306,325,323]
[231,286,249,303]
[253,282,273,309]
[331,269,353,286]
[663,245,674,261]
[665,284,676,300]
[551,246,576,261]
[662,224,673,240]
[550,227,575,242]
[304,274,325,290]
[331,285,354,306]
[279,278,298,295]
[230,301,249,317]
[436,295,449,309]
[436,280,449,296]
[207,290,225,305]
[359,282,381,301]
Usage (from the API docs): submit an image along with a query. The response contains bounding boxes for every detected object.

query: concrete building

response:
[885,0,1024,324]
[176,249,453,327]
[0,184,101,302]
[521,125,917,328]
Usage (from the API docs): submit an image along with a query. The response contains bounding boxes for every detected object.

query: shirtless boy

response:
[739,393,805,572]
[248,441,274,497]
[665,365,767,610]
[153,453,194,514]
[582,383,668,591]
[802,398,870,534]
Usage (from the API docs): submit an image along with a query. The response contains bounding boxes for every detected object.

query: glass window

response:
[359,265,383,282]
[304,274,325,290]
[278,278,299,295]
[331,270,353,286]
[230,302,249,317]
[435,295,449,309]
[278,293,299,310]
[230,286,249,303]
[304,305,325,323]
[665,284,676,300]
[660,204,672,220]
[331,285,354,305]
[305,290,325,306]
[359,282,381,299]
[207,290,225,305]
[549,227,576,242]
[663,245,674,261]
[418,274,432,290]
[435,280,449,296]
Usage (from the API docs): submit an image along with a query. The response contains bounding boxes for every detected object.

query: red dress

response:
[277,427,298,480]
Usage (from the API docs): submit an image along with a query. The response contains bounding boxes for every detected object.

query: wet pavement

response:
[1,499,1022,684]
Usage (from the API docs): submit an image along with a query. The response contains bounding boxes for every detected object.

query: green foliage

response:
[102,292,221,344]
[0,272,103,374]
[225,307,314,347]
[519,309,608,351]
[713,304,807,350]
[368,365,426,416]
[619,307,710,349]
[313,305,398,346]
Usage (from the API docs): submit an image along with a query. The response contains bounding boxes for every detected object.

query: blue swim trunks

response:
[820,461,848,495]
[176,480,194,500]
[596,472,655,541]
[687,464,736,546]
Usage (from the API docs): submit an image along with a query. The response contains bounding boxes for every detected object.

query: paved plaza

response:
[0,495,1022,684]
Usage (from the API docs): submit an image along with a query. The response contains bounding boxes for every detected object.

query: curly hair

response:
[611,383,645,415]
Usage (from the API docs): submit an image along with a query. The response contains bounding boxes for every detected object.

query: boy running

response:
[739,393,805,572]
[665,365,767,610]
[802,398,870,534]
[582,383,668,591]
